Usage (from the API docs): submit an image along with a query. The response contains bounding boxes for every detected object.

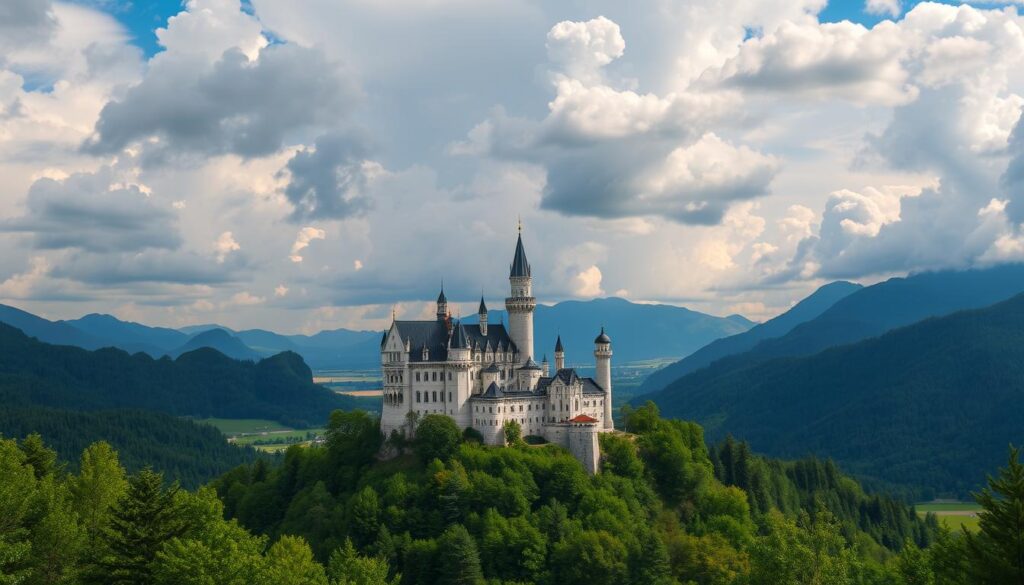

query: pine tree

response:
[964,445,1024,585]
[436,524,483,585]
[86,468,188,585]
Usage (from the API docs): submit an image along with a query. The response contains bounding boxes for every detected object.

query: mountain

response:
[643,292,1024,497]
[63,313,187,355]
[639,281,862,395]
[465,297,753,365]
[641,263,1024,407]
[172,328,263,361]
[0,322,357,428]
[0,303,107,349]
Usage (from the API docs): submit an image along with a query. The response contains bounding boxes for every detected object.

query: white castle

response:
[379,228,613,473]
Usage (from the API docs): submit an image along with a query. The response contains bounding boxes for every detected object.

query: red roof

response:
[568,414,599,424]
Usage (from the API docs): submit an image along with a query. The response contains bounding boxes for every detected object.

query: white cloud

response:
[546,16,625,84]
[214,231,240,263]
[289,226,326,263]
[865,0,900,18]
[274,284,289,297]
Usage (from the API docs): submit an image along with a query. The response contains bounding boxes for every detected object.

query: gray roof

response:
[594,327,611,344]
[452,321,470,349]
[520,357,542,370]
[554,335,563,352]
[437,288,447,304]
[478,296,487,314]
[471,367,607,402]
[482,362,500,373]
[392,320,516,363]
[536,368,607,396]
[510,233,531,278]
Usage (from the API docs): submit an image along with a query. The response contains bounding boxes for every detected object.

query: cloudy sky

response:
[2,0,1024,333]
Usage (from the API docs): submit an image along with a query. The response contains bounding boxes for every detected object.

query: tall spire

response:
[510,231,531,278]
[555,335,563,352]
[478,295,487,314]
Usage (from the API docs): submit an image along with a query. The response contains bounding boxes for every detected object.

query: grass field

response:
[196,418,325,452]
[916,501,982,532]
[196,418,291,435]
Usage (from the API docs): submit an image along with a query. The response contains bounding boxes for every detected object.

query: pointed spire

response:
[478,295,487,314]
[510,230,531,278]
[555,335,564,353]
[451,320,470,349]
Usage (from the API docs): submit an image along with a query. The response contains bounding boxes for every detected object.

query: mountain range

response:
[0,322,357,428]
[637,263,1024,496]
[0,297,755,370]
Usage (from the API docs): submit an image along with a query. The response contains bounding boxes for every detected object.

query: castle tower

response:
[554,335,565,371]
[436,287,448,321]
[478,296,488,336]
[594,327,613,430]
[505,228,535,364]
[541,354,550,377]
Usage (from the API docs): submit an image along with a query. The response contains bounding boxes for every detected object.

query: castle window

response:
[519,405,523,412]
[432,391,438,402]
[448,392,452,402]
[415,372,420,381]
[489,407,493,413]
[432,372,437,381]
[416,391,421,403]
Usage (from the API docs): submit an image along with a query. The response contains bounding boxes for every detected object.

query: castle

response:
[379,228,613,473]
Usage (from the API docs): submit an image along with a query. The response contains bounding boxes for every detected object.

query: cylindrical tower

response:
[506,230,535,364]
[594,327,613,430]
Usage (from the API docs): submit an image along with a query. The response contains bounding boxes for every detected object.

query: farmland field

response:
[197,418,324,452]
[916,501,981,532]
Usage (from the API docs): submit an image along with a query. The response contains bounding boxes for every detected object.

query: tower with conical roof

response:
[554,335,565,371]
[436,286,448,320]
[478,295,488,336]
[506,224,536,365]
[594,327,613,430]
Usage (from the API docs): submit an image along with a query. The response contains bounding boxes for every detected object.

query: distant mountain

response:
[0,322,356,428]
[464,297,752,365]
[641,292,1024,497]
[0,304,107,349]
[640,263,1024,410]
[63,313,187,355]
[172,328,262,361]
[639,281,862,395]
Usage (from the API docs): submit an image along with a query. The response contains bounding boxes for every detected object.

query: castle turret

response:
[541,354,550,377]
[506,228,535,364]
[594,327,613,430]
[449,321,471,363]
[436,287,448,321]
[478,296,488,336]
[554,335,565,371]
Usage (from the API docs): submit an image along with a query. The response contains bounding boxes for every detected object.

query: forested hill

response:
[0,323,357,428]
[0,407,257,488]
[639,281,862,395]
[646,292,1024,497]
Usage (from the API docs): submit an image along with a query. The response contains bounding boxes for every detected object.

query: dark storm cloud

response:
[281,130,373,222]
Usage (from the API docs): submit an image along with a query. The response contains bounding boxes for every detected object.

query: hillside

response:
[62,312,188,355]
[640,281,862,394]
[646,293,1024,497]
[0,406,258,488]
[0,323,357,428]
[466,296,753,364]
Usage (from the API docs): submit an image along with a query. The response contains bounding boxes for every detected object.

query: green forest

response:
[4,403,1022,584]
[646,292,1024,498]
[0,406,260,488]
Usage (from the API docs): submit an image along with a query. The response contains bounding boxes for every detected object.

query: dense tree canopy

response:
[1,406,1018,584]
